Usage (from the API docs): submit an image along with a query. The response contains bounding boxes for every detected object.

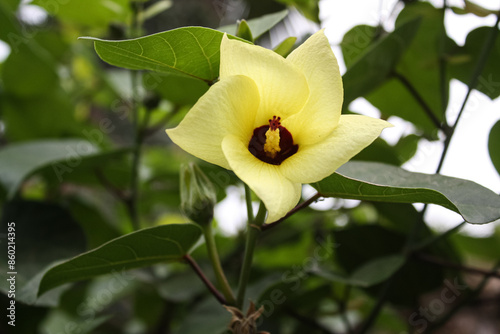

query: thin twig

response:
[261,192,321,231]
[392,71,445,132]
[184,254,227,305]
[415,253,500,279]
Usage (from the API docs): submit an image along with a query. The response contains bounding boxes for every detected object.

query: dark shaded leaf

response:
[333,225,444,305]
[0,200,86,305]
[38,223,202,296]
[488,120,500,176]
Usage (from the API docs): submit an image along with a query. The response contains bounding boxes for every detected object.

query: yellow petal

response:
[222,134,302,223]
[283,30,343,146]
[220,35,309,128]
[280,115,393,184]
[166,75,259,170]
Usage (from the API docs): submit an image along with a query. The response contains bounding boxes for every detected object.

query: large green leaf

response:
[83,27,245,83]
[0,139,98,198]
[368,2,448,136]
[488,120,500,176]
[313,161,500,224]
[342,17,421,106]
[219,9,288,40]
[38,223,202,296]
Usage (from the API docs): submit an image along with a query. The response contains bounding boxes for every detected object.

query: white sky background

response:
[1,0,499,236]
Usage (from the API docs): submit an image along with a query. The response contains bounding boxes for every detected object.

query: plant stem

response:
[184,254,227,305]
[236,201,267,308]
[203,222,236,305]
[244,184,254,222]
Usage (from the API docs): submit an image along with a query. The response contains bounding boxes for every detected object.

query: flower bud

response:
[180,163,217,225]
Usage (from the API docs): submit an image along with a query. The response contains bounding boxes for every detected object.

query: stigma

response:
[264,116,281,158]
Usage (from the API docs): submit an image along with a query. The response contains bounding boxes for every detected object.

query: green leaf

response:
[452,0,498,17]
[488,120,500,176]
[1,43,58,98]
[451,231,500,262]
[316,254,405,287]
[172,297,230,334]
[144,72,209,106]
[394,134,420,164]
[449,26,500,100]
[342,17,421,106]
[313,161,500,224]
[352,137,402,166]
[38,223,202,296]
[332,225,445,306]
[83,27,246,83]
[32,0,130,27]
[274,0,319,22]
[273,36,297,57]
[0,139,99,198]
[341,24,378,69]
[219,9,288,40]
[236,19,254,42]
[349,254,405,287]
[1,93,82,142]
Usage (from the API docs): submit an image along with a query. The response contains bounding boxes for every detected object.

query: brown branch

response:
[261,192,322,231]
[183,254,227,305]
[415,253,500,279]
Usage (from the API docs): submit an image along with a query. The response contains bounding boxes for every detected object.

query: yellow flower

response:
[166,30,392,223]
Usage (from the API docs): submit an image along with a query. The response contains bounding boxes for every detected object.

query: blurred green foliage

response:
[0,0,499,333]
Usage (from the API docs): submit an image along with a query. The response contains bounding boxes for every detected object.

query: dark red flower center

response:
[248,116,298,165]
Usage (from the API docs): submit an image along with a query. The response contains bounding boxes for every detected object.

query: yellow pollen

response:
[264,127,281,158]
